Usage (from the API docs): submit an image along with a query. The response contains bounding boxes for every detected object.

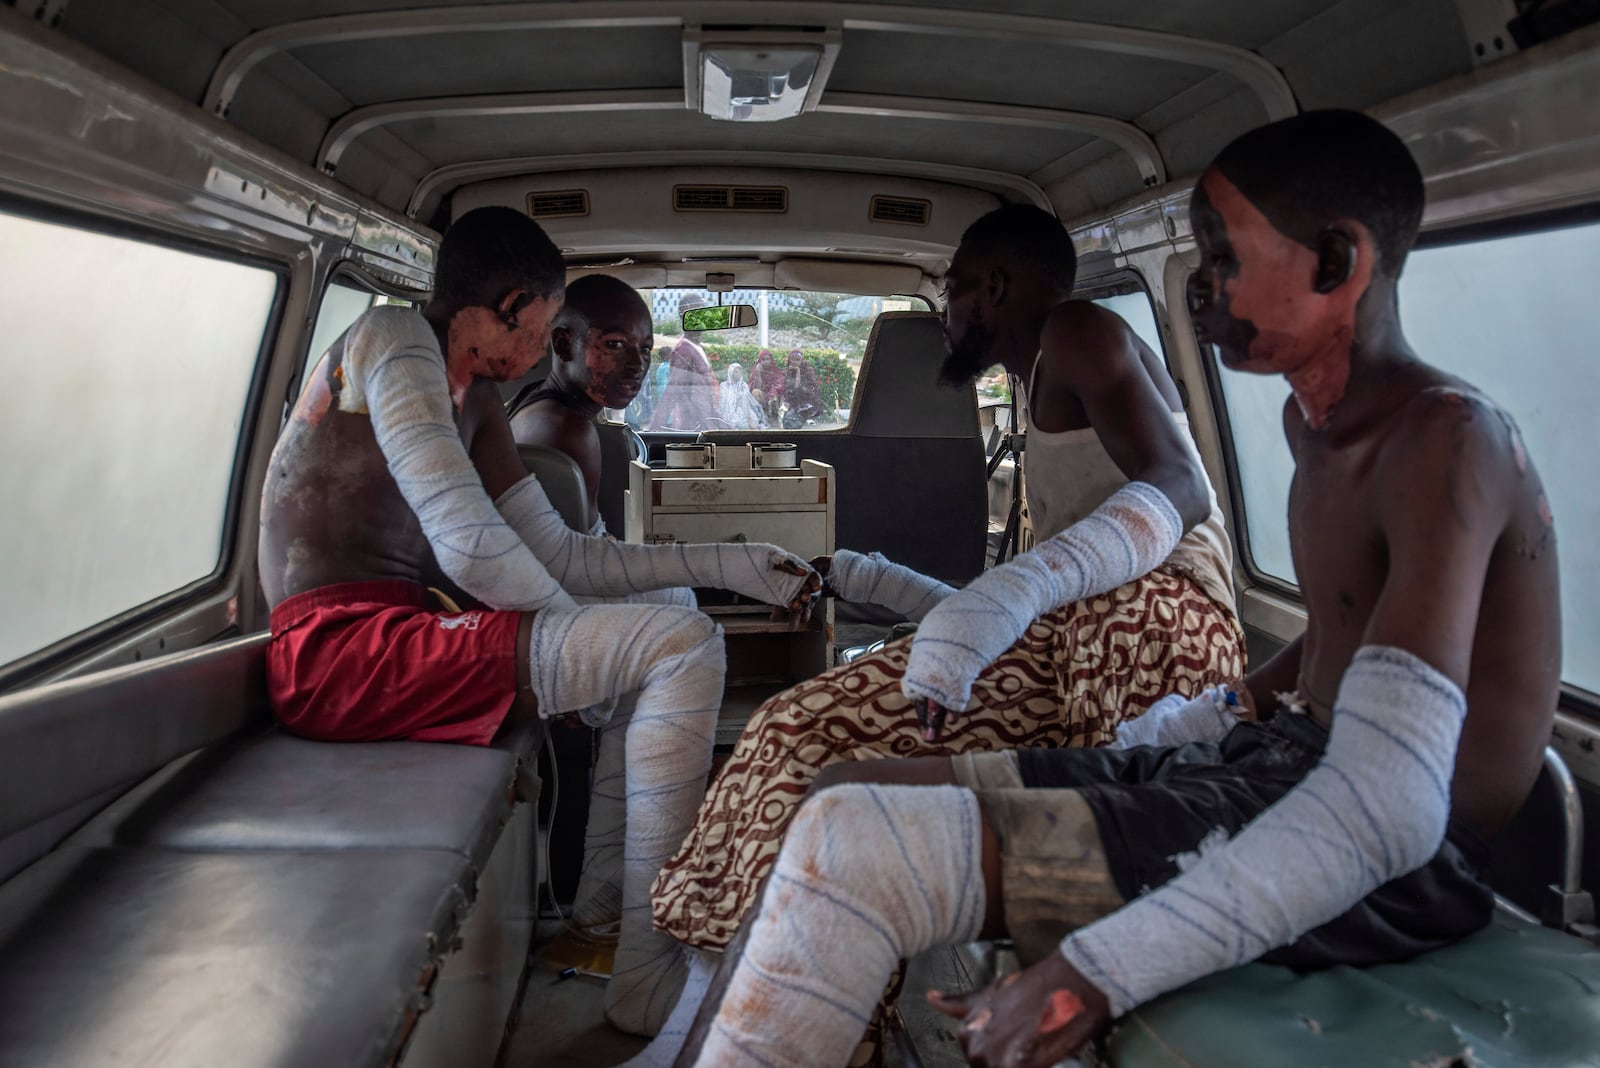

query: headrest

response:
[851,312,980,440]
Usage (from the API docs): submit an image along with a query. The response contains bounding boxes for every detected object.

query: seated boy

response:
[257,207,818,1037]
[507,273,650,535]
[660,110,1561,1068]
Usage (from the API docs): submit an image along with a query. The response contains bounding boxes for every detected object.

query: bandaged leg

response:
[1062,645,1467,1015]
[617,946,719,1068]
[571,704,628,931]
[568,588,699,930]
[696,783,986,1068]
[525,603,726,1035]
[826,549,953,621]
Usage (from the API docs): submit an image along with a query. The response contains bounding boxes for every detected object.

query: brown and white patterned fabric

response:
[649,569,1243,1062]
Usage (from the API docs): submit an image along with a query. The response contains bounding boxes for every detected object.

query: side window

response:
[0,209,279,668]
[1093,289,1164,360]
[623,289,929,434]
[303,276,407,387]
[1203,218,1600,698]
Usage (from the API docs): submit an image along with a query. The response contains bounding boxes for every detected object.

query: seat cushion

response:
[1104,910,1600,1067]
[0,846,469,1067]
[117,730,516,866]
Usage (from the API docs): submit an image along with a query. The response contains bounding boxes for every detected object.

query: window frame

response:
[0,195,289,691]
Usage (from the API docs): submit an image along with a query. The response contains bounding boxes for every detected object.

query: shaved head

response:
[1208,109,1424,277]
[558,273,648,329]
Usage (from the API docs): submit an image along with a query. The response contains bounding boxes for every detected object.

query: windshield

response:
[620,288,929,433]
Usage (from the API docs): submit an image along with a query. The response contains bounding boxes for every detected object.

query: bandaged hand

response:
[903,482,1183,729]
[1112,685,1245,750]
[824,549,953,621]
[928,951,1109,1068]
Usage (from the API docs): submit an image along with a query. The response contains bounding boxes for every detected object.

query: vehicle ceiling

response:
[47,1,1483,276]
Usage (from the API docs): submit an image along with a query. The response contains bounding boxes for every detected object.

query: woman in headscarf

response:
[648,333,720,431]
[717,362,767,429]
[748,348,784,425]
[781,348,823,429]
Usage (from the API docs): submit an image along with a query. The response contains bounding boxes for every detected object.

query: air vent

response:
[673,185,789,213]
[526,189,589,218]
[869,195,932,226]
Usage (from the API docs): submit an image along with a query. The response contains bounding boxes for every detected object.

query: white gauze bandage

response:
[339,307,574,613]
[496,474,810,607]
[697,783,986,1068]
[1112,686,1243,750]
[1062,645,1467,1016]
[903,482,1183,710]
[524,602,726,1036]
[825,549,953,621]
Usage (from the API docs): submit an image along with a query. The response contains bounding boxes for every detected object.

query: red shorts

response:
[267,580,523,747]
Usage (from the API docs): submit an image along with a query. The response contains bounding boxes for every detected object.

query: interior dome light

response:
[684,27,842,124]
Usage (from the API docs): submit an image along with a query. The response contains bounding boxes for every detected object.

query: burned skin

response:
[1189,168,1562,840]
[260,295,559,609]
[509,294,652,524]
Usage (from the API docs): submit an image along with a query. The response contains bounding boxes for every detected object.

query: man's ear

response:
[550,323,574,359]
[1313,226,1358,295]
[984,264,1009,307]
[497,288,529,327]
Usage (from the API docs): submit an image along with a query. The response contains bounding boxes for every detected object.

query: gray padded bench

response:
[0,633,543,1068]
[0,845,470,1066]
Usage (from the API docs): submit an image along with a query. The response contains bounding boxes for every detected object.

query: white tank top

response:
[1017,356,1237,614]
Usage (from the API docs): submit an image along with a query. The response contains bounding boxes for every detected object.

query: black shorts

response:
[1016,711,1495,969]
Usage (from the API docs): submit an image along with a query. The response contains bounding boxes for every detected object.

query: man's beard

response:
[939,314,998,388]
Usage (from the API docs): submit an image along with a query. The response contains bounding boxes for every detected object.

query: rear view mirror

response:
[683,304,759,331]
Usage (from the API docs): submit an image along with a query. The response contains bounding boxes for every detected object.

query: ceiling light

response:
[684,27,841,123]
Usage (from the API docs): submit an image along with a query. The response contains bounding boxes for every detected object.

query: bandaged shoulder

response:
[342,306,574,613]
[1061,644,1467,1016]
[902,481,1183,711]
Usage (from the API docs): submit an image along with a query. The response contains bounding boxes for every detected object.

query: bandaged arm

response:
[341,307,576,613]
[494,474,810,607]
[902,481,1183,710]
[1061,645,1467,1016]
[825,549,954,621]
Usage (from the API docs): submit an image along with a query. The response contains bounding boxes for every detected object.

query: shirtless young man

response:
[257,206,818,1036]
[670,110,1561,1068]
[507,274,651,534]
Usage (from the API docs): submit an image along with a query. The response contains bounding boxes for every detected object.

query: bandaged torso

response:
[1018,357,1236,613]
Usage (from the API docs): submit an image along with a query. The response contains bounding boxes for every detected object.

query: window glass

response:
[1205,219,1600,695]
[303,279,410,387]
[621,289,926,433]
[1095,291,1164,359]
[0,210,278,666]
